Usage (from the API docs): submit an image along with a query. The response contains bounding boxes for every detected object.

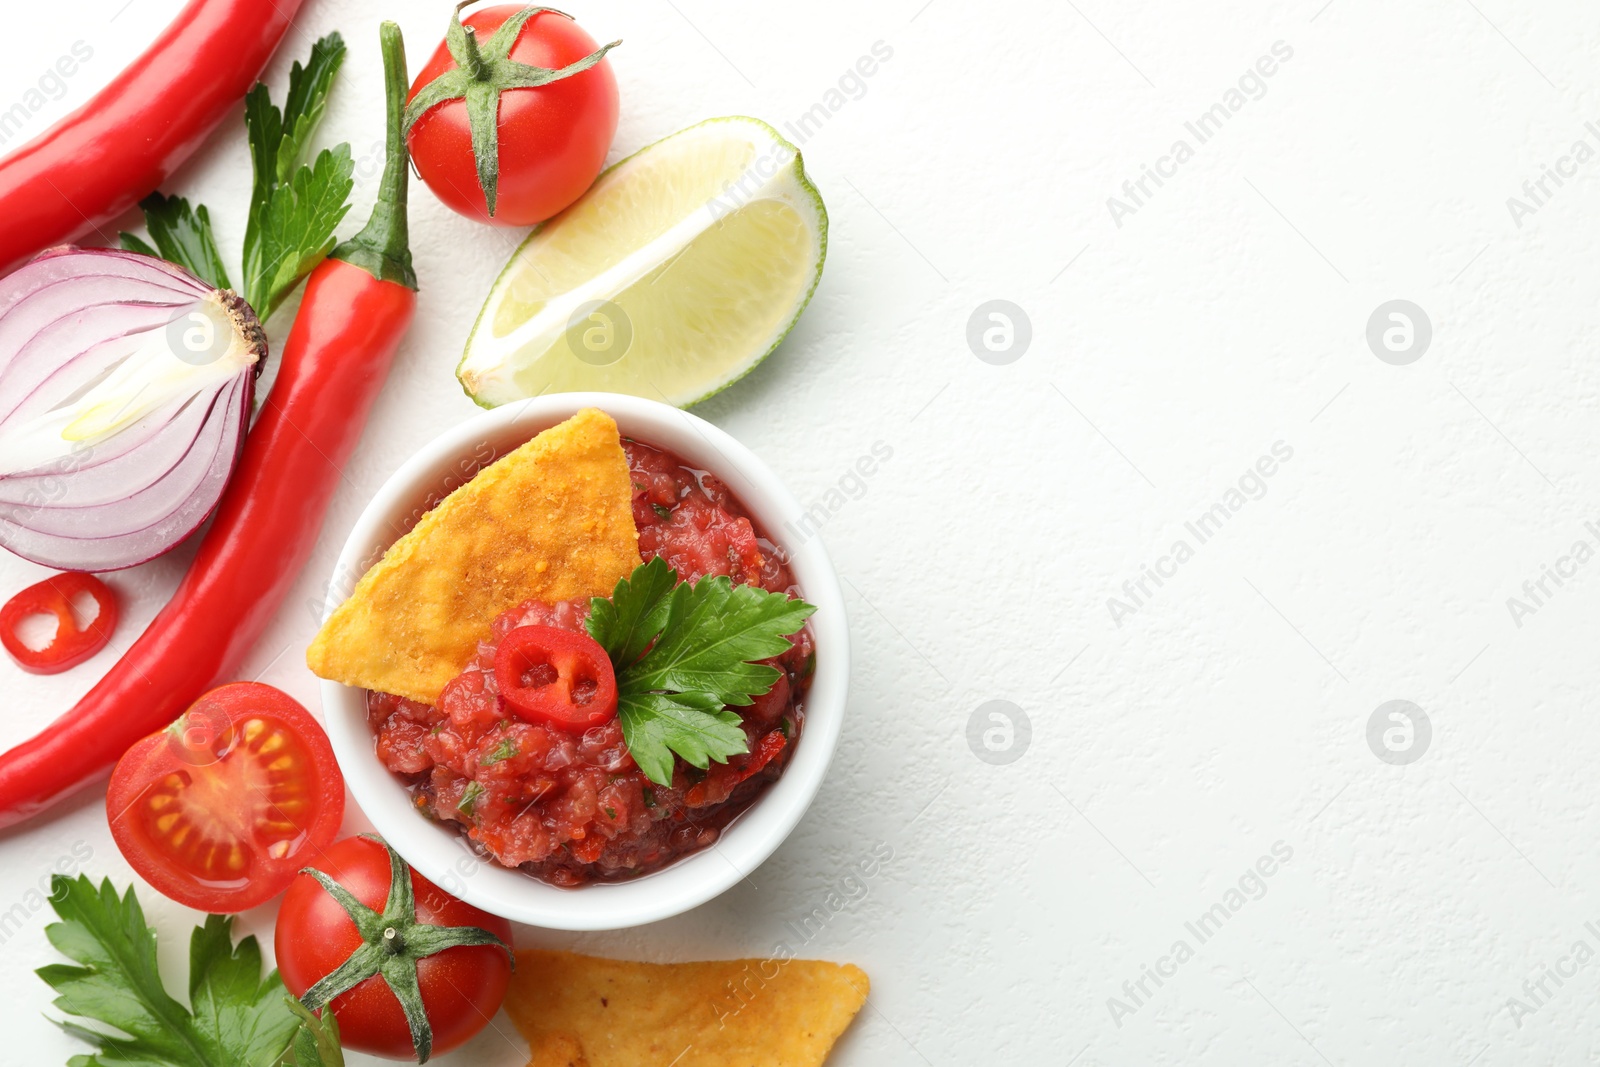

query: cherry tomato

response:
[494,624,617,730]
[0,572,117,674]
[407,5,619,226]
[106,683,344,912]
[277,835,513,1061]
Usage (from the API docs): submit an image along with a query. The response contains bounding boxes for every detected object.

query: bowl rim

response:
[316,392,848,929]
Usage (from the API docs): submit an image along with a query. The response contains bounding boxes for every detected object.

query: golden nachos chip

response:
[504,950,869,1067]
[307,408,640,704]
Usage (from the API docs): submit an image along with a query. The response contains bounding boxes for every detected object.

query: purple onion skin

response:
[0,247,265,571]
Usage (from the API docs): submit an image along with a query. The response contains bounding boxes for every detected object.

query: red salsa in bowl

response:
[365,439,814,887]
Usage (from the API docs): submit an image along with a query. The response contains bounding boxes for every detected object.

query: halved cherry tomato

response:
[0,572,117,674]
[493,624,617,730]
[106,682,344,912]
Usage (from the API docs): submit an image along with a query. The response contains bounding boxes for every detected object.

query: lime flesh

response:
[461,117,828,409]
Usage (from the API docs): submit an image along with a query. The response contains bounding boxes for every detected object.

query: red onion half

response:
[0,248,264,571]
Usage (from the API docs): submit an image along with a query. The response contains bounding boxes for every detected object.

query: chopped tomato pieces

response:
[685,729,787,807]
[367,439,815,886]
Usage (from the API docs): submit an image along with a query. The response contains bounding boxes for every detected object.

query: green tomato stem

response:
[401,5,620,219]
[296,836,512,1065]
[457,21,491,79]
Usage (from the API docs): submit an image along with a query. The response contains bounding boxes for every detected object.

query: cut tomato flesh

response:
[133,715,317,889]
[107,683,345,912]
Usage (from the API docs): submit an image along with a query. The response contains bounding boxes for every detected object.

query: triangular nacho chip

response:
[307,408,640,704]
[504,950,869,1067]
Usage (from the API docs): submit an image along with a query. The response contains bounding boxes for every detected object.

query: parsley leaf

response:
[245,144,355,318]
[588,560,815,787]
[281,995,344,1066]
[621,575,815,704]
[275,34,347,183]
[119,34,352,326]
[617,691,748,787]
[37,875,317,1066]
[241,33,353,320]
[586,556,680,667]
[119,193,231,290]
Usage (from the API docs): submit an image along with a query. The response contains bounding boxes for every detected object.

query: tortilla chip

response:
[505,949,869,1067]
[307,408,639,704]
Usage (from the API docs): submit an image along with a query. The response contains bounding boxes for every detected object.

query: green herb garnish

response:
[119,34,353,323]
[282,997,345,1067]
[120,193,231,290]
[36,875,340,1066]
[652,503,673,521]
[586,557,815,787]
[241,33,354,319]
[605,806,617,819]
[458,781,485,816]
[480,737,518,765]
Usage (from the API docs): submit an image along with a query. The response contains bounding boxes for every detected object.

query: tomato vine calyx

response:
[297,835,512,1064]
[402,3,620,217]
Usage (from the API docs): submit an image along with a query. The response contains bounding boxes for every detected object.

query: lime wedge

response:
[459,117,828,409]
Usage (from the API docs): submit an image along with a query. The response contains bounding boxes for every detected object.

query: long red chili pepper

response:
[0,0,303,277]
[0,22,416,829]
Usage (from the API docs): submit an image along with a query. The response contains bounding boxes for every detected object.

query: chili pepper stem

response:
[331,22,416,290]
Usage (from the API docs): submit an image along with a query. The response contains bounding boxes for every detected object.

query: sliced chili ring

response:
[0,572,118,674]
[494,624,618,731]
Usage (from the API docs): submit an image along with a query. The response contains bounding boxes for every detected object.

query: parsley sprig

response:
[119,193,231,291]
[241,33,354,320]
[587,558,815,787]
[36,875,340,1066]
[120,33,354,323]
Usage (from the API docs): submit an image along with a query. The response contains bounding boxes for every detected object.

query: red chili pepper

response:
[494,625,619,731]
[0,573,117,674]
[0,23,416,828]
[0,0,305,277]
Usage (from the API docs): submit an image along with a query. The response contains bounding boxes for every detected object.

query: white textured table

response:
[2,1,1597,1063]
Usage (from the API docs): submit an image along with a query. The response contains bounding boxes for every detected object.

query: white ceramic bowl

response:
[317,393,847,929]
